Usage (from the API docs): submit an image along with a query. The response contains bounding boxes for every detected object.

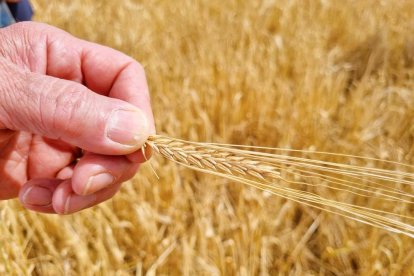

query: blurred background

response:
[2,0,414,274]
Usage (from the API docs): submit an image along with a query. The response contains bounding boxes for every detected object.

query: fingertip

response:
[20,186,51,206]
[52,180,73,215]
[105,107,150,152]
[72,153,139,196]
[49,178,121,215]
[56,165,75,179]
[52,179,105,215]
[82,172,115,196]
[19,179,62,214]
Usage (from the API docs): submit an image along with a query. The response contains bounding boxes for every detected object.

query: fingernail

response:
[22,186,52,206]
[64,193,96,215]
[84,173,115,195]
[106,109,148,147]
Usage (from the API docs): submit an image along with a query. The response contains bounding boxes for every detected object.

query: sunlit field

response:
[2,0,414,274]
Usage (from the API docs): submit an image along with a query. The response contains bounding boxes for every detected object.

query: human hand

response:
[0,22,155,214]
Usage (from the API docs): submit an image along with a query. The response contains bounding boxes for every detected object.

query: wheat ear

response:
[146,135,414,238]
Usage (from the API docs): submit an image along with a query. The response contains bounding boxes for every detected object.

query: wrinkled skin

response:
[0,22,155,214]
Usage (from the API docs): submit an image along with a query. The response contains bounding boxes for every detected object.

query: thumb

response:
[0,58,150,155]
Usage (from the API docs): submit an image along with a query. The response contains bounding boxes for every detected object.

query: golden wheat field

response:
[3,0,414,274]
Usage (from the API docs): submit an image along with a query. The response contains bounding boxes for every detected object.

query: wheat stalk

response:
[146,135,414,238]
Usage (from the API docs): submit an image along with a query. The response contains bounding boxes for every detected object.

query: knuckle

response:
[0,59,31,130]
[135,62,146,75]
[10,22,31,37]
[7,22,49,36]
[0,23,38,70]
[49,84,92,139]
[131,62,151,102]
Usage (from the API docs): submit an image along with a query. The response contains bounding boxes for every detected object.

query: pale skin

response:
[0,22,155,214]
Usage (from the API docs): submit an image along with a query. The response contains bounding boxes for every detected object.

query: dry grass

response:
[3,0,414,274]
